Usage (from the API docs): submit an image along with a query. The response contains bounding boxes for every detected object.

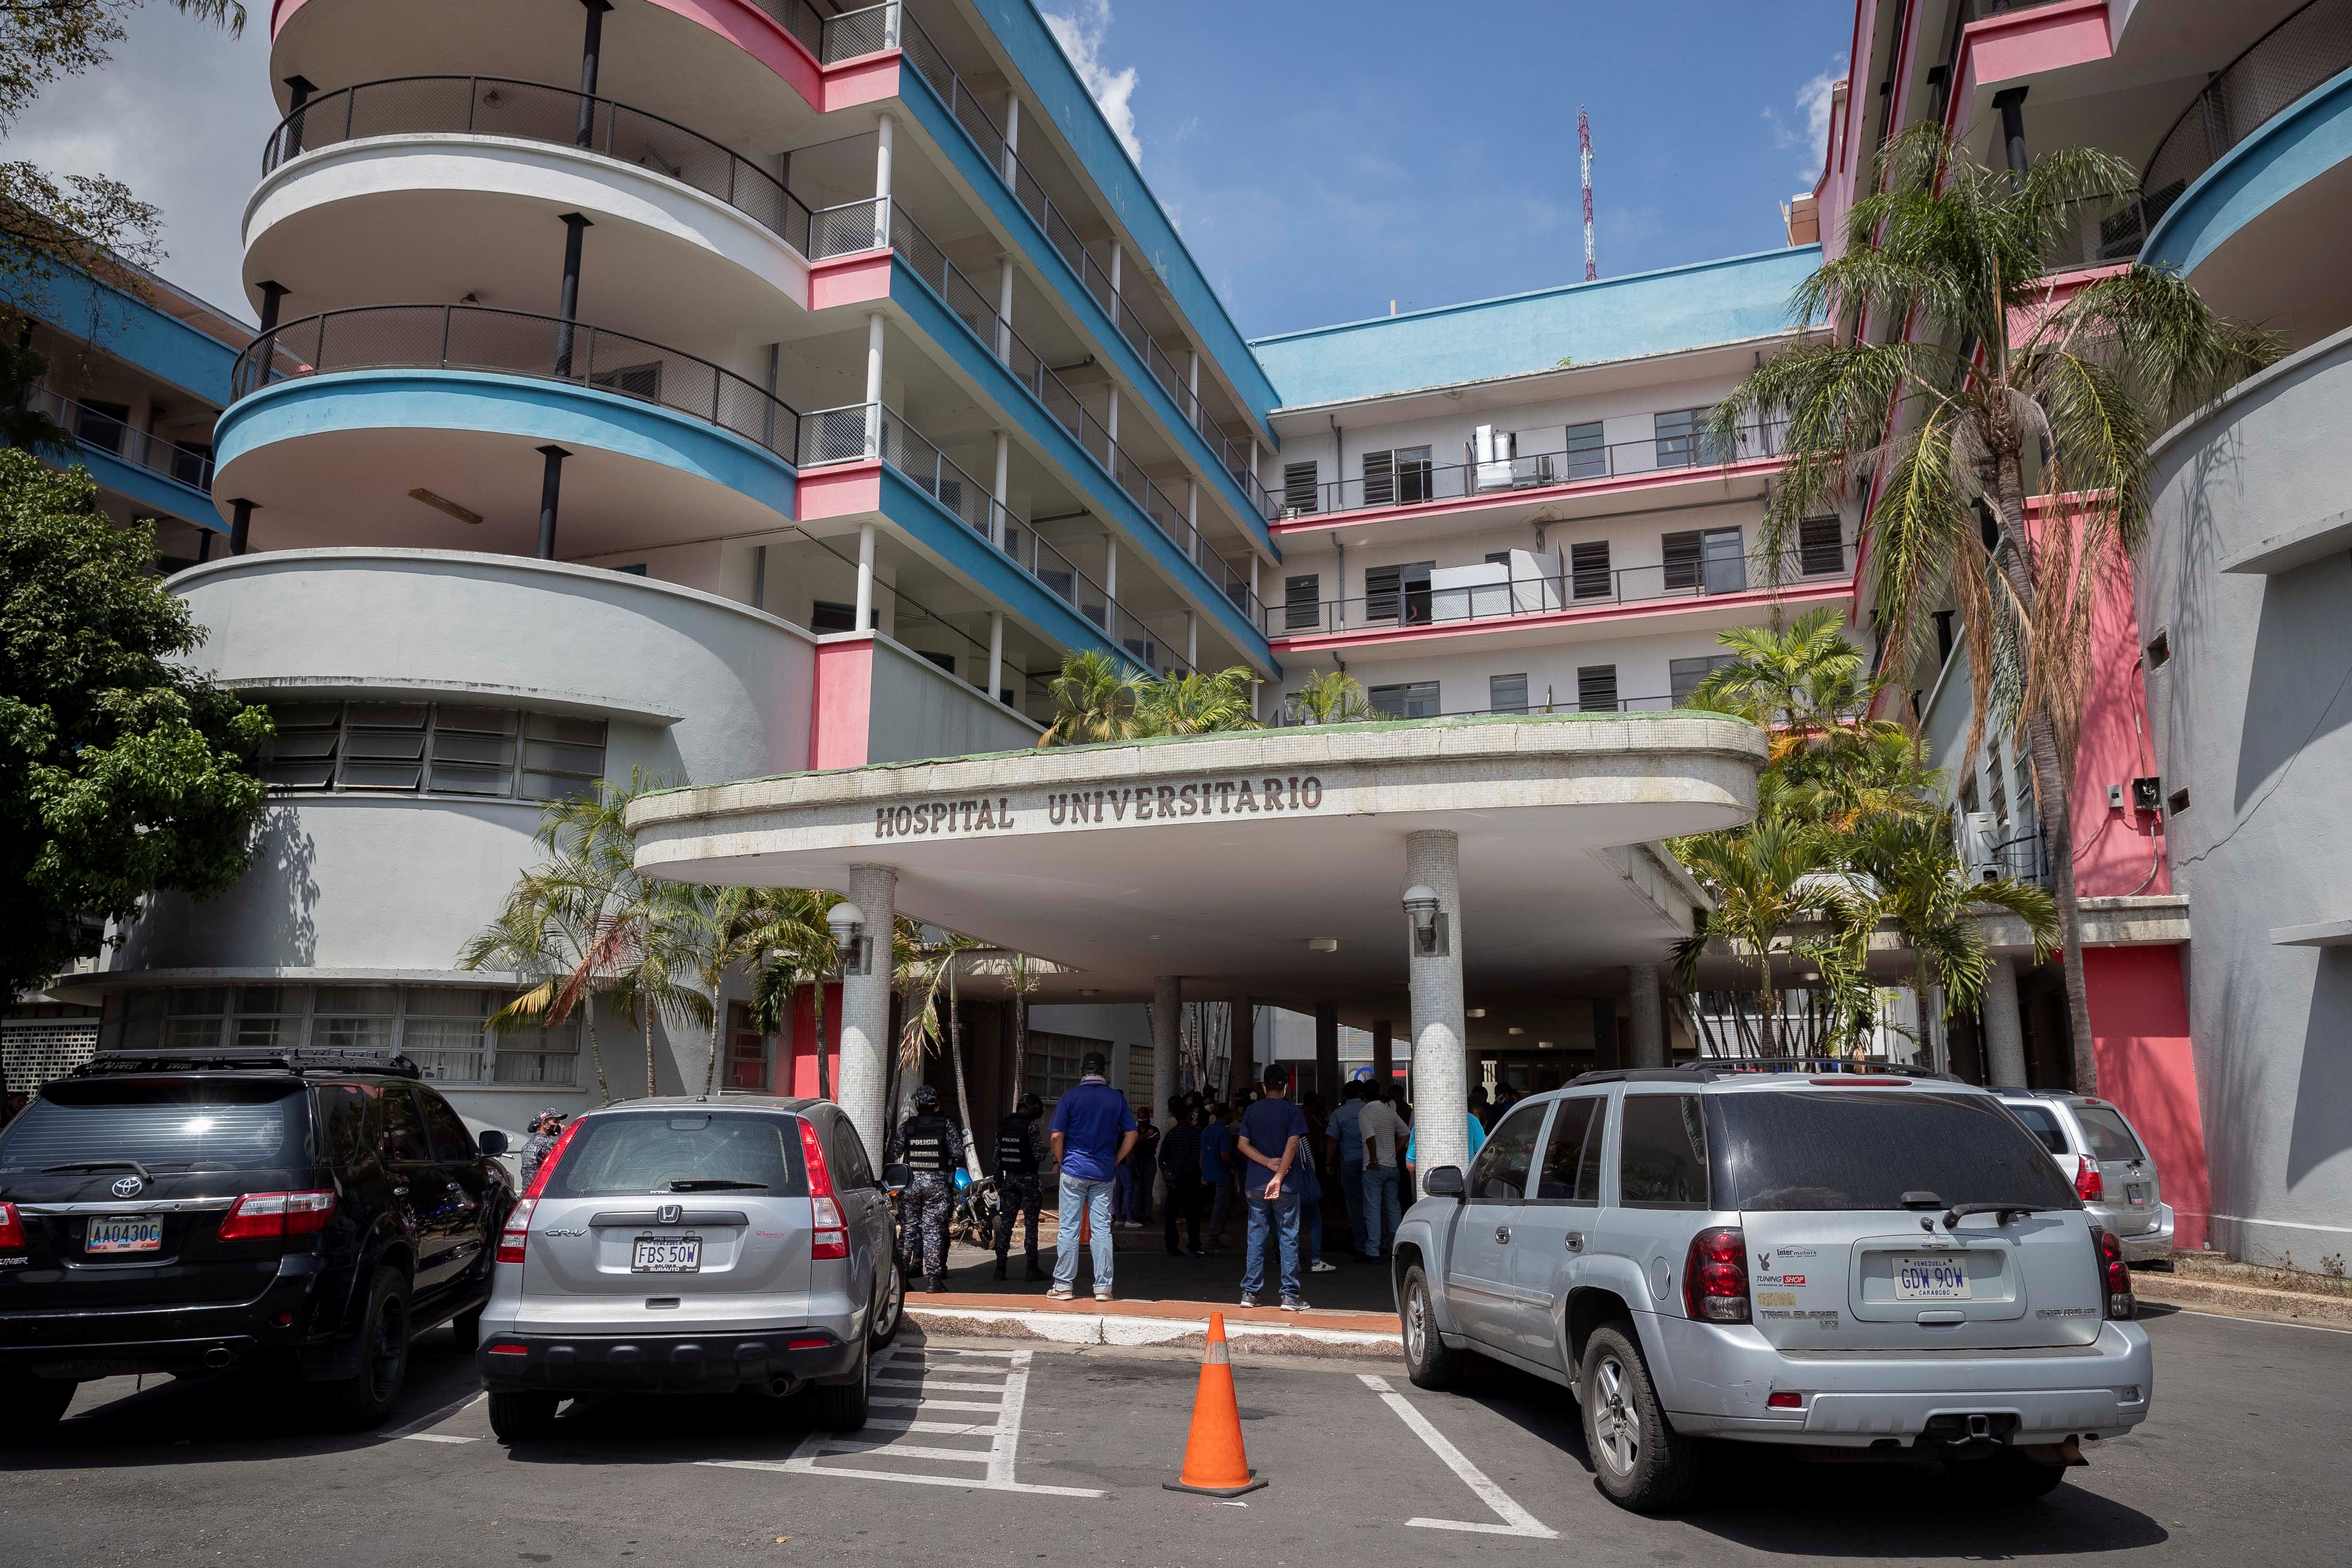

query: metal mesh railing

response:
[263,77,812,255]
[32,384,215,492]
[229,305,802,462]
[2039,193,2148,273]
[2141,0,2352,229]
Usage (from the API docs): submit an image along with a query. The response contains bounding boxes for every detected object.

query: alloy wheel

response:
[1591,1354,1640,1476]
[1405,1282,1430,1364]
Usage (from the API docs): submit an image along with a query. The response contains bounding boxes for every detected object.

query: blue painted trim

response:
[59,442,219,529]
[214,369,796,520]
[889,255,1271,665]
[7,268,241,406]
[895,56,1276,551]
[2143,64,2352,276]
[963,0,1280,425]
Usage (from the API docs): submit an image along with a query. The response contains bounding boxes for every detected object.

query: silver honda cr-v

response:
[474,1097,900,1443]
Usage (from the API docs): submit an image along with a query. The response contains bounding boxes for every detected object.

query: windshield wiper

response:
[1942,1201,2056,1228]
[43,1160,155,1184]
[660,1178,768,1192]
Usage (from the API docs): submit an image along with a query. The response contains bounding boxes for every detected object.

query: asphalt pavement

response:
[2,1304,2344,1567]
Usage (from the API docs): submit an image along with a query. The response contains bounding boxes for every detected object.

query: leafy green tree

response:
[1136,664,1259,737]
[1712,125,2274,1090]
[748,886,841,1099]
[1036,648,1142,747]
[0,452,268,992]
[1284,669,1373,725]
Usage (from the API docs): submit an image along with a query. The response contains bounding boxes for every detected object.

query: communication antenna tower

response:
[1579,105,1597,281]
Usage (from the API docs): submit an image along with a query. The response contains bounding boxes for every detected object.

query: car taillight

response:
[0,1202,23,1248]
[1767,1391,1803,1409]
[1683,1225,1750,1323]
[2075,1155,2104,1202]
[217,1190,338,1241]
[2090,1225,2135,1320]
[800,1118,849,1261]
[497,1197,534,1265]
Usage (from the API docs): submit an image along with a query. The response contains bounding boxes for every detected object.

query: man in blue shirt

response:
[1327,1082,1367,1256]
[1197,1103,1235,1251]
[1048,1051,1137,1301]
[1235,1065,1312,1310]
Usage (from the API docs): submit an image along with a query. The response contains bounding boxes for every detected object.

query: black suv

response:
[0,1047,514,1429]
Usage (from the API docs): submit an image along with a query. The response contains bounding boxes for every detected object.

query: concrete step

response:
[2131,1271,2352,1329]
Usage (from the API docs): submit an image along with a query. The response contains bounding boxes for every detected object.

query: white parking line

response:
[700,1346,1104,1498]
[401,1433,478,1444]
[1358,1374,1558,1539]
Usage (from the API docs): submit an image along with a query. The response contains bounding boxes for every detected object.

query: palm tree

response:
[1004,948,1041,1112]
[1711,124,2276,1091]
[1037,649,1143,746]
[1136,665,1260,736]
[749,887,840,1099]
[1687,605,1867,741]
[1670,822,1852,1056]
[893,926,985,1177]
[457,874,616,1103]
[1285,669,1373,725]
[681,885,805,1097]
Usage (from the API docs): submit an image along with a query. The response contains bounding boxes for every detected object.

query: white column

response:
[1248,439,1261,486]
[1185,612,1198,670]
[1002,92,1020,184]
[854,524,876,631]
[1110,241,1123,298]
[987,611,1005,703]
[1249,554,1260,603]
[840,864,898,1163]
[1187,350,1200,424]
[1106,383,1120,446]
[1926,984,1950,1075]
[872,113,895,249]
[1406,830,1470,1176]
[1983,956,2028,1086]
[995,257,1015,362]
[1153,976,1180,1127]
[1628,963,1665,1069]
[863,311,886,457]
[1104,536,1118,601]
[991,430,1010,550]
[1187,477,1199,534]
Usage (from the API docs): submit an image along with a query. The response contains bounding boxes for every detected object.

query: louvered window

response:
[1283,574,1321,632]
[1284,461,1319,515]
[1362,449,1395,508]
[1577,665,1619,713]
[1364,561,1434,623]
[260,701,606,802]
[1798,515,1844,576]
[1570,540,1612,599]
[1663,527,1745,593]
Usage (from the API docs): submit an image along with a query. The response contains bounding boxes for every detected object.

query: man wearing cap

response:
[1047,1051,1137,1302]
[519,1109,565,1186]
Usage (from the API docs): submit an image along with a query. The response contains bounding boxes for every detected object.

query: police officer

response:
[992,1092,1048,1282]
[889,1084,964,1294]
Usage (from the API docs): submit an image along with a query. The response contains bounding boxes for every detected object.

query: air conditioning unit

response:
[1961,811,2001,881]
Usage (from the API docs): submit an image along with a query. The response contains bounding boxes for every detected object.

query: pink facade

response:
[810,633,876,771]
[783,982,846,1097]
[2083,946,2209,1250]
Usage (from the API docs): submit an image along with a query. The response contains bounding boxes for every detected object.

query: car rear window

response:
[2005,1102,2070,1155]
[542,1112,808,1198]
[1709,1090,2078,1213]
[0,1080,307,1172]
[2075,1106,2145,1162]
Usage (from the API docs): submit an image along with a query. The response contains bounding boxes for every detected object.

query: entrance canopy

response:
[628,713,1765,1030]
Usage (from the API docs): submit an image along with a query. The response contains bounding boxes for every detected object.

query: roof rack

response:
[1569,1058,1960,1088]
[72,1048,423,1080]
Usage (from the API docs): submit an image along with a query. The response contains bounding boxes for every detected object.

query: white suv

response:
[1997,1090,2173,1263]
[1393,1063,2151,1512]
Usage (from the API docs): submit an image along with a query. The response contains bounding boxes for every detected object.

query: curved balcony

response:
[245,77,814,347]
[217,303,798,557]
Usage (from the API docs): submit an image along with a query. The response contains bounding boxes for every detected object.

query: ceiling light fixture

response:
[1507,1027,1525,1036]
[1307,937,1339,953]
[408,487,483,526]
[1466,1008,1486,1019]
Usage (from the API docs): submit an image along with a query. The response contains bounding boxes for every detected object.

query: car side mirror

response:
[1422,1165,1465,1199]
[883,1162,913,1188]
[477,1129,510,1156]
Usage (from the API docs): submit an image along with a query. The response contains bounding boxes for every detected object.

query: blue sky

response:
[1041,0,1854,339]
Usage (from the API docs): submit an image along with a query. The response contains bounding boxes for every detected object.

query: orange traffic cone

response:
[1162,1313,1267,1497]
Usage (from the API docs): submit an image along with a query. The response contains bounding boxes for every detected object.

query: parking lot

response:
[2,1304,2344,1567]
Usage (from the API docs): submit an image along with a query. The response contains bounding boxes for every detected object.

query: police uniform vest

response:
[995,1115,1040,1176]
[902,1112,956,1173]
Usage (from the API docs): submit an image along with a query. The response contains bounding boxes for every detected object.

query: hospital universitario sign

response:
[872,776,1329,839]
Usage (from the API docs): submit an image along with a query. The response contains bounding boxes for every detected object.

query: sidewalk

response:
[2132,1255,2352,1330]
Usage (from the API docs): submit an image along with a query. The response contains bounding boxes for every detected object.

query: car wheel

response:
[869,1256,905,1350]
[312,1266,412,1430]
[1,1370,77,1427]
[815,1339,871,1433]
[1399,1265,1460,1390]
[1581,1322,1700,1512]
[488,1390,563,1444]
[1943,1451,2069,1502]
[449,1306,484,1354]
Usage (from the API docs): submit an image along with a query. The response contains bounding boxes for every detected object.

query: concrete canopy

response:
[628,713,1765,1026]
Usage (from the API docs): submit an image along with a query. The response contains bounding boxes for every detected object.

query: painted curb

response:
[2133,1273,2352,1329]
[905,1304,1404,1360]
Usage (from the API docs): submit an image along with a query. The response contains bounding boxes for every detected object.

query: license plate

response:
[2127,1183,2149,1206]
[1894,1254,1973,1301]
[87,1216,163,1255]
[632,1235,701,1273]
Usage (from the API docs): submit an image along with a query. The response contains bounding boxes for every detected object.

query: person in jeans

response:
[1158,1104,1206,1256]
[1235,1065,1311,1311]
[1048,1051,1137,1302]
[1327,1081,1367,1254]
[1198,1102,1235,1250]
[1356,1084,1407,1261]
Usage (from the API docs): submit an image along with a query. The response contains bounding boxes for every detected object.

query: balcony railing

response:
[1282,422,1788,518]
[32,385,216,493]
[1267,542,1853,640]
[2039,192,2148,273]
[797,399,1199,676]
[840,2,1276,520]
[261,76,814,256]
[802,194,1262,624]
[2141,0,2352,230]
[228,304,803,464]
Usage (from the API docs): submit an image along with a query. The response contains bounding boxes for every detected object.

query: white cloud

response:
[1763,56,1847,183]
[1040,0,1142,166]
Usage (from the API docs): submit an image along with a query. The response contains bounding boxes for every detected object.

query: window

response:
[492,1016,579,1085]
[315,1083,379,1166]
[919,650,955,676]
[2167,787,2191,816]
[542,1111,807,1199]
[1618,1094,1709,1208]
[1362,449,1393,508]
[1027,1031,1102,1100]
[1987,749,2009,825]
[1534,1098,1605,1202]
[2146,630,2171,668]
[1396,446,1433,504]
[1670,655,1735,706]
[419,1090,477,1164]
[231,985,301,1050]
[261,702,606,802]
[1570,540,1612,599]
[2007,1102,2069,1154]
[1489,673,1529,715]
[381,1085,433,1163]
[102,985,571,1085]
[1565,421,1607,481]
[830,1113,876,1189]
[314,986,397,1051]
[1578,664,1619,713]
[810,599,858,633]
[1283,574,1321,632]
[1363,561,1433,623]
[1283,461,1319,515]
[726,1000,769,1092]
[1708,1091,2075,1211]
[1958,775,1980,817]
[1798,516,1845,576]
[1663,527,1746,593]
[1653,407,1710,468]
[1368,681,1440,719]
[1466,1102,1546,1199]
[0,1078,304,1170]
[402,989,490,1084]
[2074,1106,2145,1162]
[2014,752,2034,818]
